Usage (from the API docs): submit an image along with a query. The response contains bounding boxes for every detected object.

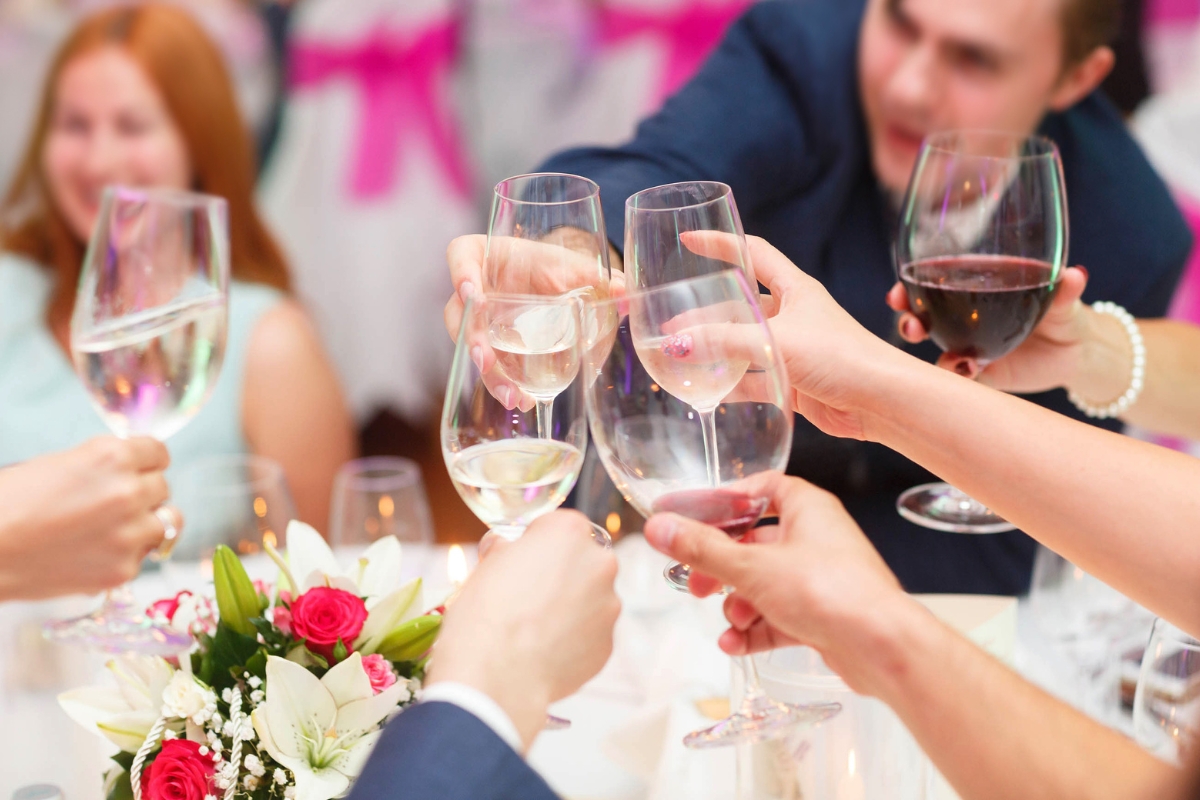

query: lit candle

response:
[836,749,865,800]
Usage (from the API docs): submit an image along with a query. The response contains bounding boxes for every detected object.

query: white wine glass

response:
[1133,618,1200,765]
[329,457,435,549]
[443,292,607,731]
[483,173,613,439]
[43,186,229,655]
[584,270,839,749]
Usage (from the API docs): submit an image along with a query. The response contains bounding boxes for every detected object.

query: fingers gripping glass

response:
[584,271,838,748]
[483,173,614,439]
[44,186,230,654]
[894,132,1067,534]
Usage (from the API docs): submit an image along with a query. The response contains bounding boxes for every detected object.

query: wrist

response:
[849,595,945,704]
[426,658,551,752]
[1066,307,1133,405]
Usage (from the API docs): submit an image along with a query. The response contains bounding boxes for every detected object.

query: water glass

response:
[329,457,435,547]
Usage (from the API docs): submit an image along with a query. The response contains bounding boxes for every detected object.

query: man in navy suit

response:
[348,511,618,800]
[447,0,1191,596]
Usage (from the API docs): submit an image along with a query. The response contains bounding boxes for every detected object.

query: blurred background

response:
[2,0,1198,542]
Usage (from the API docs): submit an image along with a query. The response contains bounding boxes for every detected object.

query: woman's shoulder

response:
[0,252,54,330]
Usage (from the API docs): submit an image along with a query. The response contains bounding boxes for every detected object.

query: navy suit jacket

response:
[542,0,1191,595]
[348,702,559,800]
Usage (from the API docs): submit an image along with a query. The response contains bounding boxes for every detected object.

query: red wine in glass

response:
[652,489,769,540]
[900,255,1059,363]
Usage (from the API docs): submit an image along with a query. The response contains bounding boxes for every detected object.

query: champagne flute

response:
[584,271,839,748]
[894,131,1067,533]
[43,186,229,655]
[483,173,613,439]
[443,292,606,731]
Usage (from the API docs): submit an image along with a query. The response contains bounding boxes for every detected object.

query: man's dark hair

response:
[1061,0,1122,65]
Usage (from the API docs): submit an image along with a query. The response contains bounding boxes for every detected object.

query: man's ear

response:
[1048,46,1115,111]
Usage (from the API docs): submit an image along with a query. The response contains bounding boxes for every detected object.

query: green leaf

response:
[207,622,260,690]
[332,639,348,663]
[213,545,259,637]
[106,769,134,800]
[375,615,441,662]
[285,643,329,671]
[111,751,135,771]
[245,647,269,680]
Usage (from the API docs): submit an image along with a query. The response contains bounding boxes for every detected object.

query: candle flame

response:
[448,544,468,586]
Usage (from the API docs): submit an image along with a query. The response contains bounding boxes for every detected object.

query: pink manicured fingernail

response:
[498,385,515,409]
[459,281,475,302]
[661,333,693,358]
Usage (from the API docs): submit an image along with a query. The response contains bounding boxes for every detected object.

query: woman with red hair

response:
[0,4,354,526]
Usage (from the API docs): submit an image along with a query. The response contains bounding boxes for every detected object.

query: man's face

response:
[858,0,1068,196]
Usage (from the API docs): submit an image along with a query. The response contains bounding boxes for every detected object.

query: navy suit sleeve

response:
[347,702,560,800]
[540,1,844,253]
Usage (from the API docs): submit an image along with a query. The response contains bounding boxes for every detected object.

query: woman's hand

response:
[0,437,179,600]
[886,266,1090,393]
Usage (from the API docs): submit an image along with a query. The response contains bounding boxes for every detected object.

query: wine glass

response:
[167,454,296,590]
[43,186,229,655]
[894,131,1067,533]
[624,181,754,290]
[1133,618,1200,764]
[483,173,613,439]
[584,270,839,748]
[329,457,435,548]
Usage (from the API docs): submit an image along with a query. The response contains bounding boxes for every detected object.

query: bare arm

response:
[242,300,356,528]
[642,474,1182,800]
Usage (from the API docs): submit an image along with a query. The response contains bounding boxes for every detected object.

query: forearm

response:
[1068,314,1200,441]
[861,351,1200,633]
[871,600,1178,800]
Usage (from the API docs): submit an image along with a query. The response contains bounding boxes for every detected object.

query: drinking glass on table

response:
[168,455,295,581]
[484,173,614,438]
[584,271,839,748]
[329,457,435,548]
[44,186,229,654]
[894,131,1067,533]
[1133,619,1200,765]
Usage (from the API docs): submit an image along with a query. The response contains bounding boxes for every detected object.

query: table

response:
[0,538,1130,800]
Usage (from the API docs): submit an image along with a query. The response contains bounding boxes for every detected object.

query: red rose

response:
[147,591,191,623]
[289,586,368,661]
[141,740,215,800]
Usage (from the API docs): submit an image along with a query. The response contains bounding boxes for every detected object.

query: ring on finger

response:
[149,506,180,562]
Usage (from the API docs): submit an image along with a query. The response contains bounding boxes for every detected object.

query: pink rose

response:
[146,591,191,623]
[361,654,397,694]
[141,739,215,800]
[289,587,368,662]
[253,580,274,598]
[272,603,293,636]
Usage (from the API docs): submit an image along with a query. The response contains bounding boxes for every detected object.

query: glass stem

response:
[736,655,771,712]
[106,584,135,609]
[697,408,720,487]
[536,399,555,439]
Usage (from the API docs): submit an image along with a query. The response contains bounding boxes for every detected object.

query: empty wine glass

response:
[584,270,839,748]
[44,186,229,654]
[483,173,614,438]
[894,131,1067,534]
[329,457,435,549]
[167,454,296,589]
[1134,618,1200,764]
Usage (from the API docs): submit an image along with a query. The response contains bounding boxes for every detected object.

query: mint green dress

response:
[0,253,284,480]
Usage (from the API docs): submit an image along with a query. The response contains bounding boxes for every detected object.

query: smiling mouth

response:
[885,124,926,153]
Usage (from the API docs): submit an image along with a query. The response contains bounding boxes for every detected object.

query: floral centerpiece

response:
[59,522,442,800]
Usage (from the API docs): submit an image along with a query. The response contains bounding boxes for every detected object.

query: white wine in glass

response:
[44,186,230,655]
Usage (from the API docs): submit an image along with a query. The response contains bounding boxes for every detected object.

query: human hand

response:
[427,510,620,750]
[0,436,177,600]
[886,266,1089,393]
[643,472,913,697]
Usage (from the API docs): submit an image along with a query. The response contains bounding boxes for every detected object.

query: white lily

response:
[283,521,403,607]
[251,653,407,800]
[58,655,176,753]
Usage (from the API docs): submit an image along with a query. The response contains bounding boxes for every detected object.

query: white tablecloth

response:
[0,538,1124,800]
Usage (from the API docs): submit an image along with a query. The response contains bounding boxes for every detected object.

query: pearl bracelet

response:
[1067,301,1145,419]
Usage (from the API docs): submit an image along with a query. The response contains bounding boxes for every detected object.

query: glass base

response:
[665,561,691,592]
[683,697,841,749]
[896,482,1017,534]
[43,595,193,656]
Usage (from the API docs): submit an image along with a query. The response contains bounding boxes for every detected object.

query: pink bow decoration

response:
[598,0,752,109]
[289,19,472,201]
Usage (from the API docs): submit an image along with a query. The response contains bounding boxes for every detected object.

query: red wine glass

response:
[583,271,840,748]
[894,131,1067,533]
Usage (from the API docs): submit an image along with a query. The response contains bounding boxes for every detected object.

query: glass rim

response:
[335,456,423,492]
[625,180,733,212]
[584,268,758,313]
[919,130,1060,163]
[173,454,287,494]
[1149,617,1200,649]
[492,172,602,206]
[103,184,228,210]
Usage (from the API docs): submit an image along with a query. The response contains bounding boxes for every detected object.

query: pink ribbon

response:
[598,0,752,108]
[289,19,471,201]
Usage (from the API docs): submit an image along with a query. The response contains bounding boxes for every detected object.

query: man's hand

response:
[643,472,912,696]
[427,510,620,750]
[887,266,1089,393]
[0,436,177,600]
